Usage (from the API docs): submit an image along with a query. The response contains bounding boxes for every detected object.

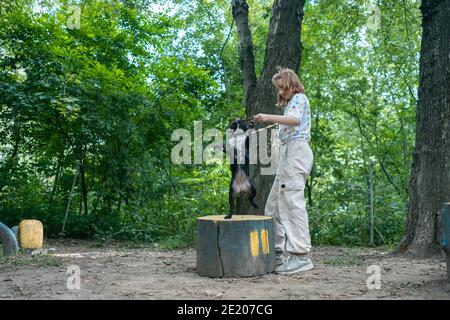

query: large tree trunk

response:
[397,0,450,257]
[232,0,258,109]
[232,0,305,215]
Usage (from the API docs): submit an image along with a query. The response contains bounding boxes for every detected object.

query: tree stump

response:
[196,215,275,278]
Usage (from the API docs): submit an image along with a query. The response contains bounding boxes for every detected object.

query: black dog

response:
[222,118,259,219]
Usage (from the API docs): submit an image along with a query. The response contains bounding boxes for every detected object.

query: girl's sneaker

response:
[275,253,313,275]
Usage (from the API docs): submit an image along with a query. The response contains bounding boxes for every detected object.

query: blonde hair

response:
[271,66,305,108]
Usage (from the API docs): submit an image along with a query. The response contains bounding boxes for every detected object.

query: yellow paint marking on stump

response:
[250,231,259,257]
[261,229,270,255]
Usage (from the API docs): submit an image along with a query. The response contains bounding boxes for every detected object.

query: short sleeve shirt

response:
[278,93,311,143]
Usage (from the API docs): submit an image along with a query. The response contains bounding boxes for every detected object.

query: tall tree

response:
[232,0,305,214]
[397,0,450,257]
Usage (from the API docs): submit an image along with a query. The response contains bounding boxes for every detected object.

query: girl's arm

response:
[253,114,299,126]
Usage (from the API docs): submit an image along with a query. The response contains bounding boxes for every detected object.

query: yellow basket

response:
[19,220,44,249]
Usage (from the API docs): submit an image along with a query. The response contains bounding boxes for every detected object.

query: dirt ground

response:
[1,239,449,300]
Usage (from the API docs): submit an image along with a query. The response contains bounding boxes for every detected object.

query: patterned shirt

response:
[278,93,311,143]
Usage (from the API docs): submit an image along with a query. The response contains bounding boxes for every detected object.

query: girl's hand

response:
[254,113,271,123]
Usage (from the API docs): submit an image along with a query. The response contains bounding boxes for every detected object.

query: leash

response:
[231,117,279,135]
[248,123,279,135]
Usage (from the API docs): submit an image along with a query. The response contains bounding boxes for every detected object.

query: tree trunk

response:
[232,0,305,215]
[397,0,450,257]
[51,152,63,199]
[232,0,257,109]
[78,158,89,215]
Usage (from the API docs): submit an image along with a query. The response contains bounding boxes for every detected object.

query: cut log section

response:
[196,215,275,277]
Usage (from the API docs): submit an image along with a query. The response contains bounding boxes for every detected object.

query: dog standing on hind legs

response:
[222,118,259,219]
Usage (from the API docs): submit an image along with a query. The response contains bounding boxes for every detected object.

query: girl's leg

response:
[278,173,311,254]
[264,176,286,252]
[278,141,314,255]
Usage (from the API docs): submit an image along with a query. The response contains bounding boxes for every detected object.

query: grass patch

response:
[155,236,196,250]
[0,252,65,267]
[323,255,365,266]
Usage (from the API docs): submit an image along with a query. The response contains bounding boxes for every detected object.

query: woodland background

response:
[0,0,422,248]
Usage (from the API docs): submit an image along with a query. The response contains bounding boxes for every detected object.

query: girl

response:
[254,67,314,275]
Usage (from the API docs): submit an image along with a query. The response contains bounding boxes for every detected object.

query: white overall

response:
[264,139,314,254]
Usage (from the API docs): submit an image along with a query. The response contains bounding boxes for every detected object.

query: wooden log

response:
[196,215,275,278]
[442,203,450,282]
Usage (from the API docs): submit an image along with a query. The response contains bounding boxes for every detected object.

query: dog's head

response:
[228,118,255,132]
